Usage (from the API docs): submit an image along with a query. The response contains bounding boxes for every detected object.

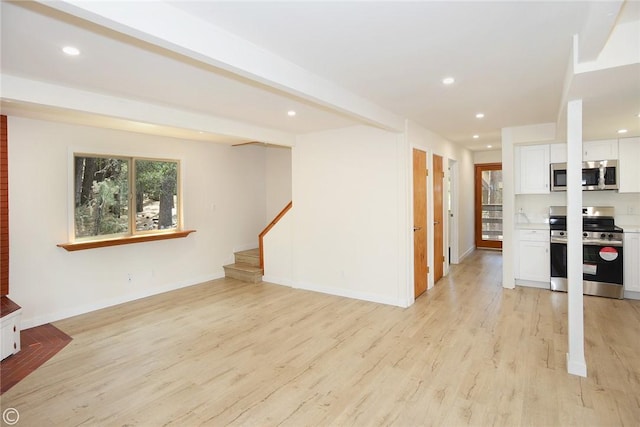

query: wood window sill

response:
[57,230,196,252]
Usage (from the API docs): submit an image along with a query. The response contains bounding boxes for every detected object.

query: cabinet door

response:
[1,320,16,360]
[624,233,640,292]
[517,240,550,282]
[618,137,640,193]
[550,143,567,163]
[583,139,618,161]
[516,145,549,194]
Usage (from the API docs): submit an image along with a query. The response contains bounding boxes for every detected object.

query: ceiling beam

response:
[576,0,624,63]
[2,75,296,146]
[37,0,405,133]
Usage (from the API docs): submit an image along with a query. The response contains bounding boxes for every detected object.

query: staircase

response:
[223,249,263,283]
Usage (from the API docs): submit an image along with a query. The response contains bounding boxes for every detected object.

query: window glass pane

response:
[481,170,503,241]
[75,156,129,238]
[135,160,179,231]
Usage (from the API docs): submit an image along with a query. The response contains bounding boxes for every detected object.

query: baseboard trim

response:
[624,290,640,300]
[292,281,404,308]
[262,276,293,287]
[20,272,224,329]
[566,353,587,377]
[516,279,551,290]
[458,246,475,263]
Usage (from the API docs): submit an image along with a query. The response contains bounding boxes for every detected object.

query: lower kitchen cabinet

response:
[0,298,22,361]
[516,228,550,285]
[624,232,640,293]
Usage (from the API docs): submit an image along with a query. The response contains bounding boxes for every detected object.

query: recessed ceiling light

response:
[637,112,640,118]
[473,134,479,139]
[487,145,492,149]
[442,77,455,85]
[62,46,80,56]
[617,129,628,134]
[475,113,485,119]
[287,110,296,117]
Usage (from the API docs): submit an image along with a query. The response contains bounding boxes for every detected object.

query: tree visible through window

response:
[74,155,179,240]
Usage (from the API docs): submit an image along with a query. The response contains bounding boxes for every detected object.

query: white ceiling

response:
[1,1,639,150]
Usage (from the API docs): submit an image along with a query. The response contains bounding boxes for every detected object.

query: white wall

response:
[8,117,268,327]
[290,125,408,306]
[265,145,292,220]
[474,149,502,164]
[263,213,293,286]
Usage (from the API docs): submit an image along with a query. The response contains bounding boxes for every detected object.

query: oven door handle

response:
[583,240,623,247]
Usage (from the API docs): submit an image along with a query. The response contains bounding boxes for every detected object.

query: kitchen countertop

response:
[620,225,640,233]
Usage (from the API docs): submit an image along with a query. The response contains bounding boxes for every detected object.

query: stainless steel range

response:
[549,206,624,299]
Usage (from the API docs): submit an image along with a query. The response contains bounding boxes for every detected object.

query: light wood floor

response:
[3,250,639,426]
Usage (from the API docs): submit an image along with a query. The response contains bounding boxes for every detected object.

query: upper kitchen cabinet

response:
[618,137,640,193]
[583,139,618,161]
[550,143,567,163]
[515,144,550,194]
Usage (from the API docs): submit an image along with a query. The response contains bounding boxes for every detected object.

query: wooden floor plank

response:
[1,251,639,426]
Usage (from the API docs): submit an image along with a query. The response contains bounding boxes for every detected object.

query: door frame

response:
[433,154,445,283]
[447,159,459,266]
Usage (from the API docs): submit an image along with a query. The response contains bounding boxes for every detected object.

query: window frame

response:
[64,149,186,247]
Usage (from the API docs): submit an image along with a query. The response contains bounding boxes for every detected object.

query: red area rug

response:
[1,323,72,394]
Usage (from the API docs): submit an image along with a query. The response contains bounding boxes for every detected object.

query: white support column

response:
[501,128,515,289]
[566,99,587,377]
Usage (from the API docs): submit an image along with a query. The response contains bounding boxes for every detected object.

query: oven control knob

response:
[559,232,565,236]
[601,233,606,239]
[608,234,614,239]
[583,232,588,237]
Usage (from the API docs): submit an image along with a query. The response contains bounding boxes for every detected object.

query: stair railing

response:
[259,201,293,270]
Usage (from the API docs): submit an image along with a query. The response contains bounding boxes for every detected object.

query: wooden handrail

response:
[259,201,292,270]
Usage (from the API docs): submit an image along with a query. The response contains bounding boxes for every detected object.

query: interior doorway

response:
[475,163,503,249]
[433,154,444,282]
[447,159,459,265]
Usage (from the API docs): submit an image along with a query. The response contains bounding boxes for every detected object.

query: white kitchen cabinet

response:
[550,143,567,163]
[515,144,550,194]
[624,232,640,293]
[583,139,618,161]
[516,229,550,283]
[618,137,640,193]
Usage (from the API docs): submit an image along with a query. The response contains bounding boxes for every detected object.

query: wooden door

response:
[433,154,444,283]
[413,149,428,298]
[475,163,503,249]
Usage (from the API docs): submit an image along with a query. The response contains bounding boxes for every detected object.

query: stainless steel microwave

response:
[550,160,619,191]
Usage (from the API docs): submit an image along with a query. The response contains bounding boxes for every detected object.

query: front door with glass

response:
[474,163,503,249]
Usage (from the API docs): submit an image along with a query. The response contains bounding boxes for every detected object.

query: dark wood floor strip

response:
[0,324,72,394]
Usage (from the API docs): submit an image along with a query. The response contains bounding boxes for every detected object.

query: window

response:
[74,154,180,241]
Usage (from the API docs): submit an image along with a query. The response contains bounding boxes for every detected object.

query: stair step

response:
[223,262,263,284]
[234,248,260,267]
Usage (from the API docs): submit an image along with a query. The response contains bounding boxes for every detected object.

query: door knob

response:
[413,226,422,231]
